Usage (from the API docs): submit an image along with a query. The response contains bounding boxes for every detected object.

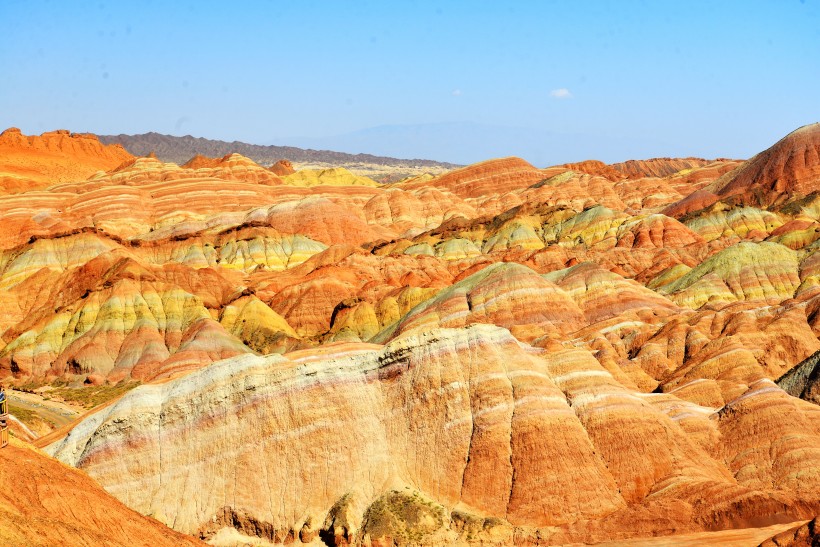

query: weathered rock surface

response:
[711,123,820,208]
[47,326,820,545]
[0,438,202,546]
[0,127,133,193]
[3,124,820,545]
[759,518,820,547]
[778,349,820,406]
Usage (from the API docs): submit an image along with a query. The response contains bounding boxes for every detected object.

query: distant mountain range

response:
[284,122,676,167]
[98,132,460,169]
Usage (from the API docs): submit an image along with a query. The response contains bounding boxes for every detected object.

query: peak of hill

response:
[0,127,133,192]
[562,157,727,181]
[99,131,460,169]
[709,122,820,207]
[611,157,721,179]
[399,156,544,198]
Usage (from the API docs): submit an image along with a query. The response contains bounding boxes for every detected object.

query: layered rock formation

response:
[0,438,202,546]
[47,326,820,545]
[3,124,820,545]
[712,124,820,208]
[759,518,820,547]
[0,128,133,192]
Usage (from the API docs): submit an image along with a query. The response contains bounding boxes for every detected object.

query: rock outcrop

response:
[711,123,820,208]
[778,349,820,405]
[759,518,820,547]
[269,159,296,176]
[47,326,820,545]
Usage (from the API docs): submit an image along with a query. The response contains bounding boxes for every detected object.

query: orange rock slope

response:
[0,127,133,193]
[1,124,820,545]
[0,438,203,546]
[759,518,820,546]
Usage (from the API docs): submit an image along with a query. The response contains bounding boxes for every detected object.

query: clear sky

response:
[1,0,818,165]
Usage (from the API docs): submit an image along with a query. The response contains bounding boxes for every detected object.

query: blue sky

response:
[1,1,818,165]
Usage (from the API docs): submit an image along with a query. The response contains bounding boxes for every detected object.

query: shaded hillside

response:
[778,349,820,405]
[99,132,460,168]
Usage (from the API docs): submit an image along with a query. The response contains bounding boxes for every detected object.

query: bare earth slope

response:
[711,123,820,207]
[0,438,203,546]
[759,518,820,547]
[46,326,820,544]
[0,128,133,193]
[1,124,820,545]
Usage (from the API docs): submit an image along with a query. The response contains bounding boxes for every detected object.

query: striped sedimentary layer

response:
[0,438,202,546]
[2,125,820,391]
[48,326,820,545]
[4,123,820,544]
[0,127,133,192]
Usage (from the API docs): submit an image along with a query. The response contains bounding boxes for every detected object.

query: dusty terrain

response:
[0,127,132,192]
[7,389,79,431]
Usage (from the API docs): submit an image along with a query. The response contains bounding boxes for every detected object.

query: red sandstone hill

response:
[181,153,226,169]
[0,127,133,192]
[711,123,820,207]
[269,159,296,175]
[181,152,266,171]
[0,438,203,546]
[611,157,718,179]
[562,157,722,181]
[398,156,546,197]
[560,159,625,180]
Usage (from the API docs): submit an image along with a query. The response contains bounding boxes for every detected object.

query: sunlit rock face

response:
[7,123,820,544]
[46,326,820,544]
[0,438,203,546]
[0,127,134,192]
[759,517,820,547]
[711,123,820,208]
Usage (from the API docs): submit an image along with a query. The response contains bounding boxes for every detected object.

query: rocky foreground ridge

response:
[1,123,820,544]
[48,325,820,544]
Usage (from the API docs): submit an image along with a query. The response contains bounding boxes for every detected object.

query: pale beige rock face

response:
[49,327,624,534]
[47,326,820,544]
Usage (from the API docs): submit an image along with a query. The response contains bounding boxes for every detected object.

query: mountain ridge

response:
[99,131,461,169]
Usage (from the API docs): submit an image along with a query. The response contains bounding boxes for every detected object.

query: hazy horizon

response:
[2,1,819,165]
